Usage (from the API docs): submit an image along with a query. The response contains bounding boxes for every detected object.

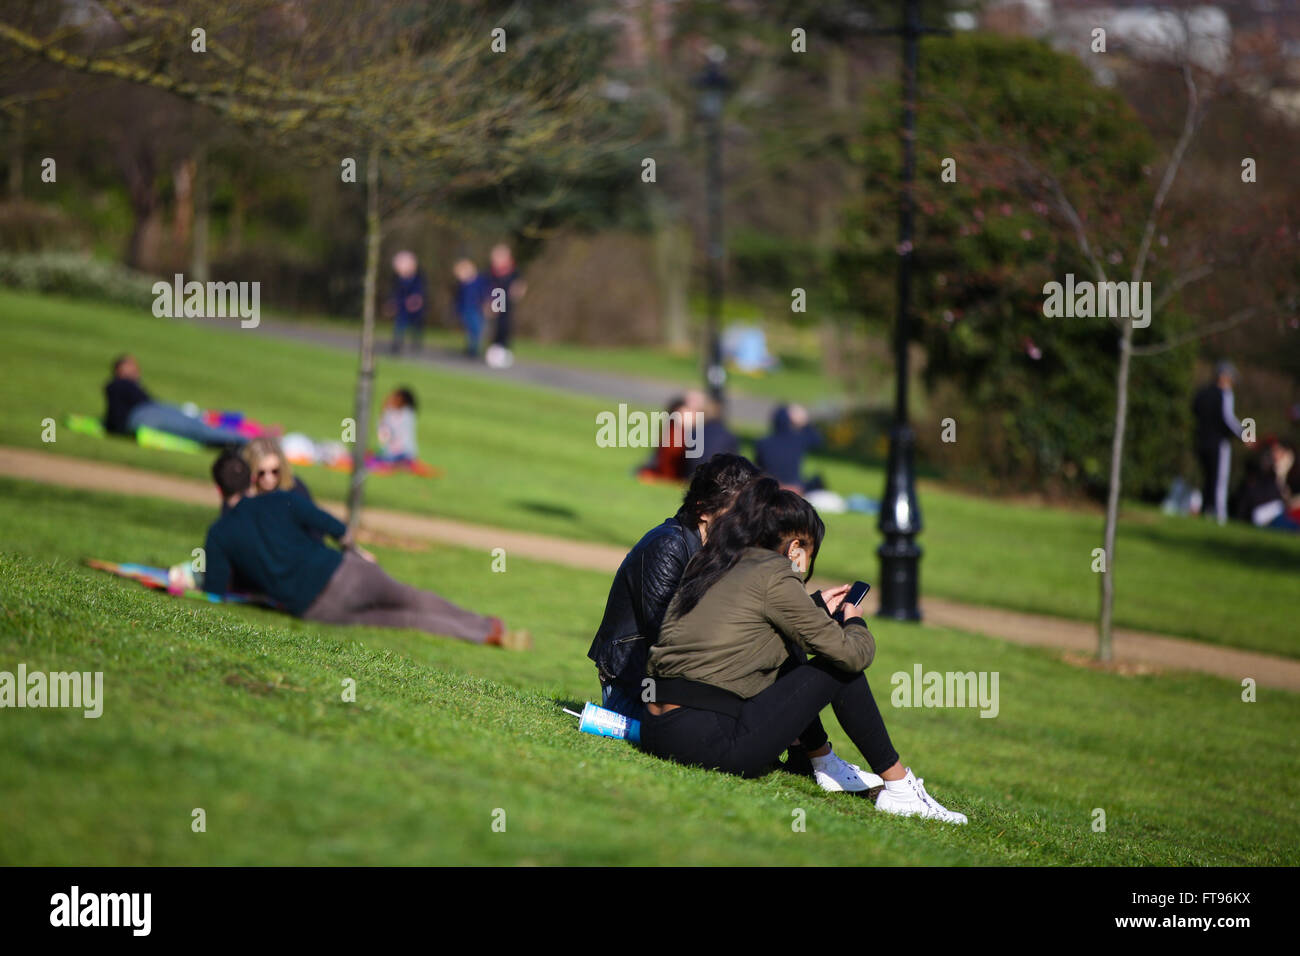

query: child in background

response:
[452,258,487,358]
[390,251,427,355]
[376,388,418,463]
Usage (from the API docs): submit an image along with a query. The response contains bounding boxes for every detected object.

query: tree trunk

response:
[1097,320,1135,661]
[652,196,691,350]
[190,146,210,283]
[347,146,381,535]
[172,155,196,268]
[7,105,23,199]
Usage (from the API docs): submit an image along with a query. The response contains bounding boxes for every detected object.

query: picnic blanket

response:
[279,432,442,477]
[65,414,442,478]
[84,559,280,608]
[64,411,270,456]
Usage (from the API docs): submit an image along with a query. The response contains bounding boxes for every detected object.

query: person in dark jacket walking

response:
[1192,361,1245,524]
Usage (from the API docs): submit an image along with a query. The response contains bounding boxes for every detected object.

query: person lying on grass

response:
[641,476,968,824]
[589,452,881,795]
[202,449,529,649]
[103,353,248,447]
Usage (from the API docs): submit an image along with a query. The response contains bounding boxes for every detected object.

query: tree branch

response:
[1131,306,1259,356]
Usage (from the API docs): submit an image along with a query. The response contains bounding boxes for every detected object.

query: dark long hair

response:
[674,477,825,617]
[679,453,761,525]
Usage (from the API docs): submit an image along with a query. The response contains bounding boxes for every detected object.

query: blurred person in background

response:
[103,354,247,447]
[484,243,525,369]
[1234,438,1300,532]
[390,251,427,355]
[755,403,824,494]
[375,387,419,463]
[1192,361,1245,525]
[684,395,740,477]
[452,257,488,358]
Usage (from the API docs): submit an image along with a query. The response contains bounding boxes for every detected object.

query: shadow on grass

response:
[1123,519,1300,572]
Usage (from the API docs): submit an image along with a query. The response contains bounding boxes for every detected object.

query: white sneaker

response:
[810,745,885,793]
[874,768,968,824]
[485,344,514,369]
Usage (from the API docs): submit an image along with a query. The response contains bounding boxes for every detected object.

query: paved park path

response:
[188,317,835,428]
[4,445,1297,692]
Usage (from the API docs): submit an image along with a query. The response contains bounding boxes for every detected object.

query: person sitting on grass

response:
[103,354,248,447]
[755,403,824,494]
[641,476,968,823]
[590,453,878,794]
[203,450,529,648]
[375,387,419,463]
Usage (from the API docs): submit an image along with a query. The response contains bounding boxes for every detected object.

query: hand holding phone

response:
[834,581,871,623]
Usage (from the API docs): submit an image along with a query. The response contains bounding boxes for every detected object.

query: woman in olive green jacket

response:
[642,477,968,824]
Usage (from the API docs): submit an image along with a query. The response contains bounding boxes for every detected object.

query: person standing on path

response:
[1192,361,1246,525]
[485,243,525,369]
[390,251,427,355]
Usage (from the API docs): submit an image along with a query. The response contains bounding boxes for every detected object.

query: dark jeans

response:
[640,658,899,779]
[392,316,424,354]
[601,680,645,722]
[602,647,827,751]
[492,309,512,348]
[459,308,484,356]
[1198,441,1229,522]
[302,551,496,642]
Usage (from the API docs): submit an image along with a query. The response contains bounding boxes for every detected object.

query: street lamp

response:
[872,0,945,621]
[695,45,728,407]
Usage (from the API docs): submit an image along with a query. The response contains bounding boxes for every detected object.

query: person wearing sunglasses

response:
[203,450,530,649]
[218,438,322,541]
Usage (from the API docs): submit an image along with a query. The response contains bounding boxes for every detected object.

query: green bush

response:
[0,252,157,311]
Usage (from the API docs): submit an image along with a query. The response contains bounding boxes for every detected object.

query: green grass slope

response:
[0,479,1296,865]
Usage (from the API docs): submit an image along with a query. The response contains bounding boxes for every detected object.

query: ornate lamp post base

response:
[876,422,923,621]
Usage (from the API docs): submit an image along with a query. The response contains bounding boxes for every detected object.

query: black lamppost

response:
[872,0,946,621]
[695,46,728,406]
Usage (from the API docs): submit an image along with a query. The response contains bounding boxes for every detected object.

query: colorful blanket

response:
[66,414,441,478]
[85,559,280,608]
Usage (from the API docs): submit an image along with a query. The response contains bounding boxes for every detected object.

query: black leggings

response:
[640,658,899,779]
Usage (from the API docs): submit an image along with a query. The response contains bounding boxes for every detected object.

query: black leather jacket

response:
[588,509,702,692]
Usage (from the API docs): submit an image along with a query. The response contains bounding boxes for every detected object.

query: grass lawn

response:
[0,478,1296,865]
[1,289,1297,657]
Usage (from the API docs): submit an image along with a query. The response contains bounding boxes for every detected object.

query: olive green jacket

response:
[647,547,876,699]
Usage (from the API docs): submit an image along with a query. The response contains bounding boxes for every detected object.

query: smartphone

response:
[834,581,872,622]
